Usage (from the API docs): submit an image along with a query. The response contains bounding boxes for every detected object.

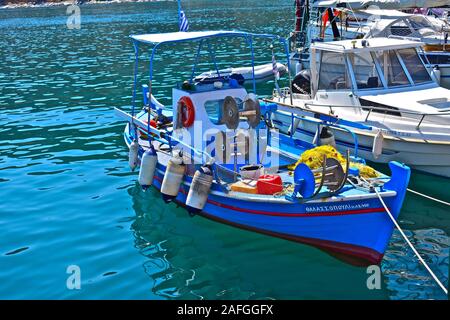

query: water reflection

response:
[382,229,449,300]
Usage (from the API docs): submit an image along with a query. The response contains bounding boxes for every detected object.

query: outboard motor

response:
[319,127,336,148]
[128,139,139,171]
[138,145,158,190]
[186,164,213,215]
[291,69,311,95]
[229,73,245,85]
[160,152,185,203]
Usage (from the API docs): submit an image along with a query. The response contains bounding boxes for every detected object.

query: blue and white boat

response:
[115,30,411,265]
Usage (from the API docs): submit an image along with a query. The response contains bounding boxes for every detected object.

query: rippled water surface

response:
[0,1,448,299]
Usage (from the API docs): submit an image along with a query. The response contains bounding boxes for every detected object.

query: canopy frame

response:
[129,30,291,115]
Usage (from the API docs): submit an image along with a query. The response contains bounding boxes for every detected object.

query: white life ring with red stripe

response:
[178,96,195,128]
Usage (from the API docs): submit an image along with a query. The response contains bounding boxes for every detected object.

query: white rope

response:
[407,188,450,207]
[374,188,448,295]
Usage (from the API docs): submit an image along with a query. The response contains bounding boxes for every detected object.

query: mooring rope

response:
[407,188,450,207]
[374,188,448,295]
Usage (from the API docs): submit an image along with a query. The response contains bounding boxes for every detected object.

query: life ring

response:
[178,96,195,128]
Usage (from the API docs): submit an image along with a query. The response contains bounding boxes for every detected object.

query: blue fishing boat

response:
[115,30,411,266]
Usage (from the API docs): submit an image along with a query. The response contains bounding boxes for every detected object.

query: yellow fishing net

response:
[289,145,379,179]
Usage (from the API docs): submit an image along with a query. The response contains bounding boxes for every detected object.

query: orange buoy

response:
[178,96,195,128]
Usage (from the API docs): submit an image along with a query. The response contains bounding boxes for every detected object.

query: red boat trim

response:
[208,199,385,217]
[154,175,386,218]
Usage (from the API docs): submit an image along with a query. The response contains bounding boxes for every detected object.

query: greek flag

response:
[179,10,189,32]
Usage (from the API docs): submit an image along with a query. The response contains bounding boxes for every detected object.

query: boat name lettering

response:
[305,203,370,213]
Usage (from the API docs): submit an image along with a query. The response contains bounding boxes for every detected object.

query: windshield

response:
[317,47,432,92]
[373,50,410,87]
[348,51,384,89]
[397,48,432,84]
[318,51,351,90]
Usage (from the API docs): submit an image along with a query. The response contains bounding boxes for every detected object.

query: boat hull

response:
[149,163,403,266]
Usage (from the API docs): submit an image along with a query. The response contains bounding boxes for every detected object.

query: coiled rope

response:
[374,187,448,295]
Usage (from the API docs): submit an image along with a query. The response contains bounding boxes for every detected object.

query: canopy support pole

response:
[206,40,221,81]
[190,40,204,82]
[249,35,256,93]
[131,40,139,139]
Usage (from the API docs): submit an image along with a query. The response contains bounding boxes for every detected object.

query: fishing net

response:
[289,145,379,179]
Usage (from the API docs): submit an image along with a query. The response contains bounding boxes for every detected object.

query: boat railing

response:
[291,112,360,158]
[263,99,363,157]
[270,91,450,129]
[302,103,450,129]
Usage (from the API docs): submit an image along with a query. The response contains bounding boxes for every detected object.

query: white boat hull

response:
[195,63,287,84]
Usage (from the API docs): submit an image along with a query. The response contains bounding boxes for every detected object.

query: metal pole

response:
[249,35,257,94]
[177,0,182,30]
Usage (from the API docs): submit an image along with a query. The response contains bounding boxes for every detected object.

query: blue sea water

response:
[0,0,448,300]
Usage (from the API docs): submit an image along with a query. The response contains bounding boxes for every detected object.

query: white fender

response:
[186,165,213,214]
[161,154,185,202]
[138,146,158,190]
[372,129,384,159]
[431,66,441,85]
[128,139,139,171]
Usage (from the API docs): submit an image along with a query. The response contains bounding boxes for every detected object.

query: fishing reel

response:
[291,150,350,200]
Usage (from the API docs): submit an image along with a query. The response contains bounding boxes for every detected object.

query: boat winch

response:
[221,94,261,129]
[292,152,349,199]
[128,139,139,171]
[160,151,186,203]
[138,145,158,190]
[186,164,214,215]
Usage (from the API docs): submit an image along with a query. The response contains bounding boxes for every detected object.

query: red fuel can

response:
[257,174,283,195]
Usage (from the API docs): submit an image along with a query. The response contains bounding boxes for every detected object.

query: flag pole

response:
[177,0,182,30]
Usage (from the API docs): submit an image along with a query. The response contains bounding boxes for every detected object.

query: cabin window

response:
[318,51,351,90]
[204,98,243,125]
[374,50,410,87]
[397,48,432,84]
[348,52,383,90]
[424,53,450,65]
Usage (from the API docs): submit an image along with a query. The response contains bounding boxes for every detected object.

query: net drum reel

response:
[221,94,261,129]
[292,150,350,199]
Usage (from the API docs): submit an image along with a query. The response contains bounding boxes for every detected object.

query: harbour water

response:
[0,0,448,299]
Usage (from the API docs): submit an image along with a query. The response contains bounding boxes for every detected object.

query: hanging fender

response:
[372,129,384,159]
[178,96,195,128]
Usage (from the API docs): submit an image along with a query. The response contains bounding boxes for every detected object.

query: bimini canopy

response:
[312,0,450,9]
[130,30,283,46]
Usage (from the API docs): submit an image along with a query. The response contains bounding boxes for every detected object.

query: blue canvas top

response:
[130,30,282,45]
